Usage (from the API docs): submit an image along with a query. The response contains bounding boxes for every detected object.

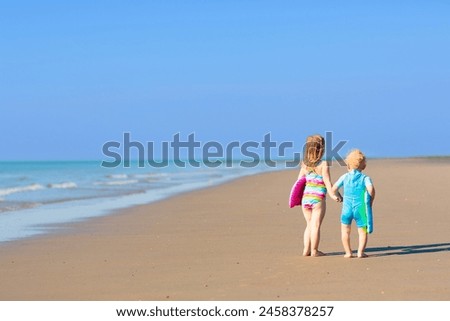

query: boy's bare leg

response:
[302,207,312,256]
[310,201,326,257]
[341,224,353,258]
[357,228,368,258]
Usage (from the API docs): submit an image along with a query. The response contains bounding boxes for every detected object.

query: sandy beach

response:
[0,159,449,301]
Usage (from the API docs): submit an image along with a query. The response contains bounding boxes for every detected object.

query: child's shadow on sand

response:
[327,243,450,257]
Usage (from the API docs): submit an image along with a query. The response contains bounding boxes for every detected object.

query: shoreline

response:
[0,159,449,300]
[0,162,273,243]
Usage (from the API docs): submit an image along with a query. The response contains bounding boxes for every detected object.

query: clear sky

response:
[1,1,449,161]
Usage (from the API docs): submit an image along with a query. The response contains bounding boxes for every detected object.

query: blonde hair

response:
[303,135,325,169]
[346,149,366,170]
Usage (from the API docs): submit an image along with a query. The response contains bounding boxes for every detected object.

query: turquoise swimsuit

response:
[335,170,374,233]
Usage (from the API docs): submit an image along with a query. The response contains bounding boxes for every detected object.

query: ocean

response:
[0,161,272,242]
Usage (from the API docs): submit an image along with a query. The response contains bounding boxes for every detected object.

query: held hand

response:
[332,194,343,203]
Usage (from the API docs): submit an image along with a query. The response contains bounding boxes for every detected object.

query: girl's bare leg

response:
[302,207,312,256]
[357,228,368,258]
[310,201,326,257]
[341,224,353,258]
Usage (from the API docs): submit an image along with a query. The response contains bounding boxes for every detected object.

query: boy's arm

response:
[367,184,375,206]
[331,184,340,195]
[332,186,343,203]
[332,173,345,203]
[322,162,341,202]
[331,183,343,203]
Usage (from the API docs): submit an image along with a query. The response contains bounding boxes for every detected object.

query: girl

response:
[298,135,340,257]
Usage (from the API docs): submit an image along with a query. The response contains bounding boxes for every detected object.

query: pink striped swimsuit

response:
[302,171,327,209]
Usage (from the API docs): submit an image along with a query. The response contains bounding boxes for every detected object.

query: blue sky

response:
[1,1,449,160]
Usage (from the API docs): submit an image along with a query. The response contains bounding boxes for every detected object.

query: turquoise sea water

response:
[0,161,271,242]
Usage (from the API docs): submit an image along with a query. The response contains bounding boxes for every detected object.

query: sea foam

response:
[0,183,45,197]
[95,180,139,186]
[47,182,78,189]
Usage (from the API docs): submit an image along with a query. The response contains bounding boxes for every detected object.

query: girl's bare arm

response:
[322,162,339,201]
[297,162,307,179]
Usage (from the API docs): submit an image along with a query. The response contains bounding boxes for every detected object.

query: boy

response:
[332,149,375,258]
